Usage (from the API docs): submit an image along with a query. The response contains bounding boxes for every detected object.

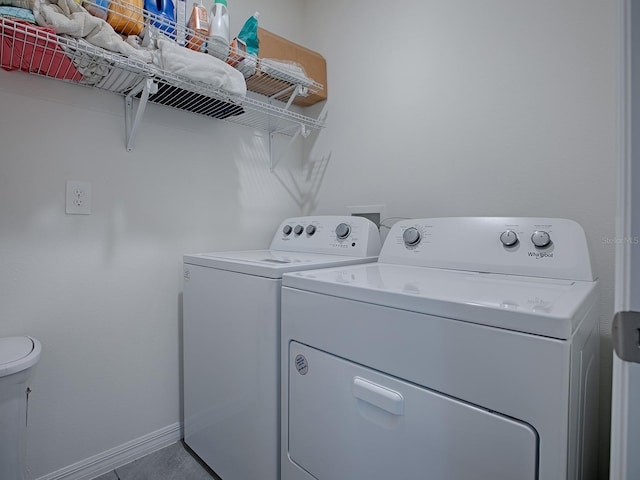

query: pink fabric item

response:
[1,19,82,81]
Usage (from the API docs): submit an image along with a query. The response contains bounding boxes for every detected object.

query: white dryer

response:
[182,216,381,480]
[281,217,600,480]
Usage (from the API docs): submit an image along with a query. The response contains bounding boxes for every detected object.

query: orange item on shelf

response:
[186,3,208,51]
[107,0,144,36]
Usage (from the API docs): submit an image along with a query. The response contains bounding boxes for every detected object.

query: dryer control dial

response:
[531,230,551,248]
[403,227,421,247]
[283,225,292,236]
[294,225,304,236]
[336,223,351,239]
[500,230,519,247]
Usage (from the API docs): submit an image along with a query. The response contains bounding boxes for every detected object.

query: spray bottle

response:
[207,0,230,60]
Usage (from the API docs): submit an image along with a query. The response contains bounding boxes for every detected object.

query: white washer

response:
[182,215,381,480]
[281,217,600,480]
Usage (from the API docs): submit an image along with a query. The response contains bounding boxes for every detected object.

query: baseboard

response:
[35,422,183,480]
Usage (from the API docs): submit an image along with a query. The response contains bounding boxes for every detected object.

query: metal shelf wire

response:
[0,0,326,151]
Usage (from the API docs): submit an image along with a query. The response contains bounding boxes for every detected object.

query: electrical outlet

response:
[66,181,92,215]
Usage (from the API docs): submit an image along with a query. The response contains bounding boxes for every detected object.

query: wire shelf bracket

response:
[125,77,158,152]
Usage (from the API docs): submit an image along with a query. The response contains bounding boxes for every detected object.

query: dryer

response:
[182,216,381,480]
[281,217,599,480]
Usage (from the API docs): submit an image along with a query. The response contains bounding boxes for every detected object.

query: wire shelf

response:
[0,0,326,148]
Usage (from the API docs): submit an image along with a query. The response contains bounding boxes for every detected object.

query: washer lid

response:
[184,250,378,278]
[0,336,41,377]
[282,263,599,339]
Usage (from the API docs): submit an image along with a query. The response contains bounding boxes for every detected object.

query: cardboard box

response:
[249,28,327,107]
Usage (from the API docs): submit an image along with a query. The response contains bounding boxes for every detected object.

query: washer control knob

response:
[306,225,316,236]
[531,230,551,248]
[403,227,421,247]
[294,225,304,236]
[283,225,292,236]
[500,230,519,247]
[336,223,351,240]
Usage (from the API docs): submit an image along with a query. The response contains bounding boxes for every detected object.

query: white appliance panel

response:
[270,216,381,256]
[281,217,599,480]
[287,342,538,480]
[379,217,594,281]
[183,265,280,480]
[183,215,382,480]
[280,287,580,480]
[184,250,376,278]
[284,263,598,339]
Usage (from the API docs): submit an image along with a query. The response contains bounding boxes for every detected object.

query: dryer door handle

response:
[352,377,404,415]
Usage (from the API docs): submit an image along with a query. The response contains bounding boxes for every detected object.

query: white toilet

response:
[0,336,42,480]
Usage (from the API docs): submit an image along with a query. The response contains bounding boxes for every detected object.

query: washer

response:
[281,217,600,480]
[182,215,381,480]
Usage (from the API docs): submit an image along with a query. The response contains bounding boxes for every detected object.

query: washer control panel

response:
[271,216,382,257]
[379,217,594,281]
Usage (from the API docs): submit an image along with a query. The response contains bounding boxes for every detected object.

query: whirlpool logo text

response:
[528,251,554,259]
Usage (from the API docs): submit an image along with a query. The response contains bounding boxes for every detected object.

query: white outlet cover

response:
[66,180,92,215]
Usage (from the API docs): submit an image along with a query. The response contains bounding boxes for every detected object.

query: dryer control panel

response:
[380,217,594,281]
[271,216,382,257]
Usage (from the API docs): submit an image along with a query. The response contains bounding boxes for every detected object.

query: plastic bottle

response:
[144,0,177,40]
[176,0,187,46]
[207,0,230,60]
[186,1,209,51]
[83,0,110,21]
[237,11,259,56]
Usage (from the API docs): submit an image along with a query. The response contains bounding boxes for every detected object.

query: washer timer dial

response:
[403,227,421,247]
[335,223,351,240]
[499,230,519,247]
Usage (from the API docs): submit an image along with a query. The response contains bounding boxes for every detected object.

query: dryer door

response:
[287,342,538,480]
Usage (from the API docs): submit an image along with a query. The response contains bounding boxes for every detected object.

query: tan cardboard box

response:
[249,28,327,107]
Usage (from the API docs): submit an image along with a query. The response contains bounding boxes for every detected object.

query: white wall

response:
[302,1,619,478]
[0,0,308,476]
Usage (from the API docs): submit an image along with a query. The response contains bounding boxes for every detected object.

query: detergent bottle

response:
[207,0,230,60]
[144,0,177,39]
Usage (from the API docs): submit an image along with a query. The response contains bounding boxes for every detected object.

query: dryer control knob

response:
[403,227,421,247]
[283,225,292,236]
[306,225,316,236]
[500,230,519,247]
[531,230,551,248]
[336,223,351,239]
[294,225,304,236]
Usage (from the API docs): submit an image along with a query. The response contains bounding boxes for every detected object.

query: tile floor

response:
[92,441,220,480]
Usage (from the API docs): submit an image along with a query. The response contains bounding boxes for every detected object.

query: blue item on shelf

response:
[144,0,176,39]
[237,11,259,56]
[0,6,37,23]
